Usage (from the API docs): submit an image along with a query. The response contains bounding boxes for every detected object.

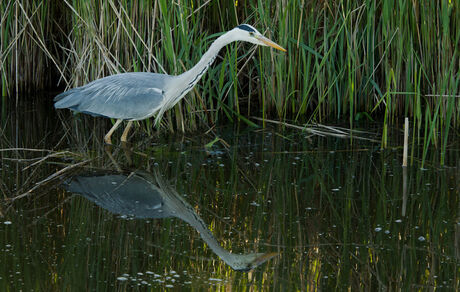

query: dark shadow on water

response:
[63,169,278,272]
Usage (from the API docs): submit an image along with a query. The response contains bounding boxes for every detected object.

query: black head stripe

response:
[237,24,256,33]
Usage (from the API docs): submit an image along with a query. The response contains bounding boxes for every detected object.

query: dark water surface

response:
[1,99,459,290]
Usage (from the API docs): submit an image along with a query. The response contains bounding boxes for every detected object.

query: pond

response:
[0,97,459,290]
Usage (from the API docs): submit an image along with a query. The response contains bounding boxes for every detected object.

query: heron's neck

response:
[177,32,234,95]
[157,174,271,271]
[172,197,234,261]
[155,32,236,125]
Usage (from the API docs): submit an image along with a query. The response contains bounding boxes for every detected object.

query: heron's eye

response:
[249,32,254,36]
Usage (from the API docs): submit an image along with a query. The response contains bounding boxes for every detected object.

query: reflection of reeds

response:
[0,122,458,290]
[1,1,458,161]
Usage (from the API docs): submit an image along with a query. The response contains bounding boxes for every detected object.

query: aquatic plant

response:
[1,1,458,165]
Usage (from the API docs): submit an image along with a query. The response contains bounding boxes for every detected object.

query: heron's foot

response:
[104,119,123,145]
[120,121,133,143]
[104,143,113,153]
[104,135,112,145]
[121,141,133,165]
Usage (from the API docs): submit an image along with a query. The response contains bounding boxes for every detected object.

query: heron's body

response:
[55,72,173,121]
[65,171,278,271]
[54,24,285,143]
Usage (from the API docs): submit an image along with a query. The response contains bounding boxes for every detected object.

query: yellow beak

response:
[257,35,286,52]
[253,252,279,265]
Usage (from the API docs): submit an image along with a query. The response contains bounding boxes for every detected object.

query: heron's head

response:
[231,24,286,52]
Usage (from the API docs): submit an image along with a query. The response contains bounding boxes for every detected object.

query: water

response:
[1,98,459,290]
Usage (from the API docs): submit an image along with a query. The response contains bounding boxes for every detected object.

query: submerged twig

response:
[10,159,92,202]
[0,148,54,152]
[22,151,81,171]
[251,117,380,142]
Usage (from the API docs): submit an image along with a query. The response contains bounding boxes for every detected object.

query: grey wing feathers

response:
[64,174,165,219]
[54,72,170,120]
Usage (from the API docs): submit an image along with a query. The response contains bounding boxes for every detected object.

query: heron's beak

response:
[253,252,279,266]
[257,35,286,52]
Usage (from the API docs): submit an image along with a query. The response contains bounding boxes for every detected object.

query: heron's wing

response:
[64,174,169,218]
[54,72,172,120]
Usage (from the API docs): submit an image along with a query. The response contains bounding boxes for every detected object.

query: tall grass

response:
[0,0,458,163]
[0,0,60,98]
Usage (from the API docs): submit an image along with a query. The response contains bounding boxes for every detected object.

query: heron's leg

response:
[104,119,123,144]
[121,121,133,142]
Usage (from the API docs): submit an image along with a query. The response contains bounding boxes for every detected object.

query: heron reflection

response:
[63,170,277,271]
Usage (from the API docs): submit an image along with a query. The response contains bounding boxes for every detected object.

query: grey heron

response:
[64,171,278,271]
[54,24,286,144]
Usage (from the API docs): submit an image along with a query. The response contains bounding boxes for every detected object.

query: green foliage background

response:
[1,0,458,154]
